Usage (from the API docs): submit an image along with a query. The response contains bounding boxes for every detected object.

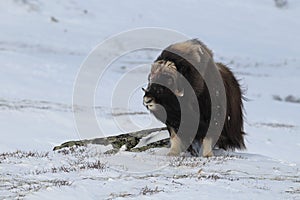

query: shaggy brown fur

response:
[143,39,245,156]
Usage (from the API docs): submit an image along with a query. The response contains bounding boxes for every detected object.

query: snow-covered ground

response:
[0,0,300,199]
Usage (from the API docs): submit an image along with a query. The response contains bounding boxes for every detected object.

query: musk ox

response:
[143,39,246,157]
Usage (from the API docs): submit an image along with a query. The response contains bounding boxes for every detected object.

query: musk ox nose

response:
[143,96,156,110]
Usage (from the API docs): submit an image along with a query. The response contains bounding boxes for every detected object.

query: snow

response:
[1,0,300,199]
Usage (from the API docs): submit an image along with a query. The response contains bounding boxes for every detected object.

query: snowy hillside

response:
[0,0,300,199]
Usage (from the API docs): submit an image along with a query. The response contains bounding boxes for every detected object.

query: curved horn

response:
[174,89,184,97]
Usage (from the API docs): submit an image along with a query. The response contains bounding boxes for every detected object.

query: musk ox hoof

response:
[202,151,214,157]
[202,137,214,157]
[167,151,180,156]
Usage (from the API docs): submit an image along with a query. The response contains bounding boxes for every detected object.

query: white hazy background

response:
[0,0,299,199]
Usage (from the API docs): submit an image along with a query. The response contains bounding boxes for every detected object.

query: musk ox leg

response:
[202,137,214,157]
[167,127,184,156]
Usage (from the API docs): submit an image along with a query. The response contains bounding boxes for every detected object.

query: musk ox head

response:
[143,60,185,112]
[142,40,208,129]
